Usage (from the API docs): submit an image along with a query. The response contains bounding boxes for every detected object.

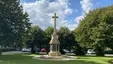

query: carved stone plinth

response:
[48,52,61,56]
[48,33,61,56]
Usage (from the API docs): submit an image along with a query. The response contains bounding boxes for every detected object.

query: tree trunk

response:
[75,46,86,56]
[95,47,104,56]
[31,42,36,54]
[0,49,2,55]
[111,47,113,52]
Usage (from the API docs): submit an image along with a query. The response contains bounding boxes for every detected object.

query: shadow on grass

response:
[77,55,113,59]
[0,54,108,64]
[108,60,113,64]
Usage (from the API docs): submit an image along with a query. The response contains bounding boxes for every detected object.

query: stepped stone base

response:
[33,55,77,60]
[48,52,61,56]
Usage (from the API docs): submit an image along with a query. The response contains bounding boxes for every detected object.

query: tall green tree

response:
[28,26,47,53]
[45,26,53,43]
[58,26,77,53]
[75,5,113,56]
[0,0,31,50]
[58,27,70,49]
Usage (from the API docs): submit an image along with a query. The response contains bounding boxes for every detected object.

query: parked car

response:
[36,48,40,53]
[21,48,31,52]
[87,49,96,54]
[63,49,69,53]
[41,48,47,52]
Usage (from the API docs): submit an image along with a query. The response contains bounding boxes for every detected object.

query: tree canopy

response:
[58,26,77,51]
[45,26,54,43]
[75,5,113,56]
[0,0,31,48]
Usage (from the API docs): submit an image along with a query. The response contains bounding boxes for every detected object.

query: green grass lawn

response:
[0,54,112,64]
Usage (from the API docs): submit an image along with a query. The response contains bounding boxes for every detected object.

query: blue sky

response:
[21,0,113,30]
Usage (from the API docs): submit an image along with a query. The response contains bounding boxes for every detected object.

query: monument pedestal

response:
[48,52,61,56]
[48,33,61,56]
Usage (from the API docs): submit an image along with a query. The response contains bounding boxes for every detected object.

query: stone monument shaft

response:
[48,13,61,56]
[52,13,58,33]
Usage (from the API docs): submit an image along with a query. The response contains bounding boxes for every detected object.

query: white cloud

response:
[64,23,78,30]
[22,0,76,30]
[80,0,92,14]
[75,0,92,24]
[75,15,84,24]
[64,8,73,15]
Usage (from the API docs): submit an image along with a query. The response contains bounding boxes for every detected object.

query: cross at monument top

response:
[52,13,58,19]
[52,13,58,33]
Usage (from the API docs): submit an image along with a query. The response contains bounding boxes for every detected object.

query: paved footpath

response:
[2,51,29,55]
